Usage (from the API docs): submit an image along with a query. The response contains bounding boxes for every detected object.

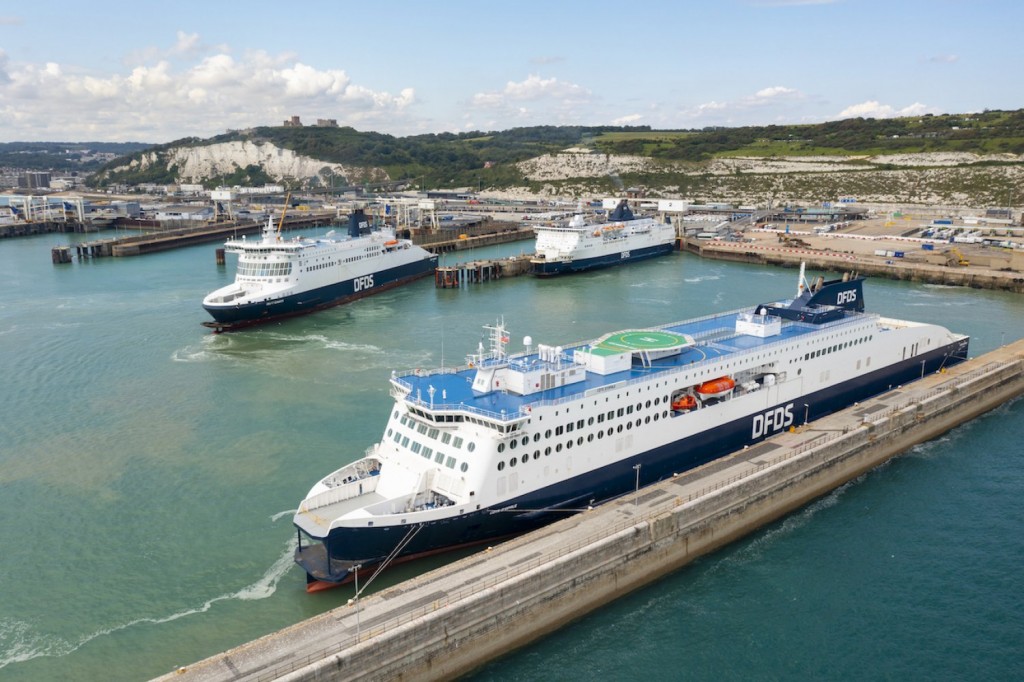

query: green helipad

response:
[590,329,692,356]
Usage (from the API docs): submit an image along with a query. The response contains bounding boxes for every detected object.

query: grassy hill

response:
[85,111,1024,208]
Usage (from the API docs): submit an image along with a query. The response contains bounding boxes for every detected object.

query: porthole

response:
[510,457,517,468]
[467,442,476,452]
[498,443,505,453]
[497,461,505,471]
[521,454,528,464]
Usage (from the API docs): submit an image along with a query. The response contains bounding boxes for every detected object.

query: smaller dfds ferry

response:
[529,200,676,276]
[202,208,437,331]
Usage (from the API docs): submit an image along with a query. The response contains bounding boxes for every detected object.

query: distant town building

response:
[235,184,285,195]
[316,119,338,127]
[154,205,215,222]
[18,172,51,190]
[284,116,303,127]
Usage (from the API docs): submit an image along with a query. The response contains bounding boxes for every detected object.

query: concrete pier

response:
[158,340,1024,682]
[684,238,1024,294]
[435,255,533,287]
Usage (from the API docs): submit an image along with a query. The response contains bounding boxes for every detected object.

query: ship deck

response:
[395,306,876,421]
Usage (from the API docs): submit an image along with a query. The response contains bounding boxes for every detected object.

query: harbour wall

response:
[162,341,1024,682]
[683,238,1024,293]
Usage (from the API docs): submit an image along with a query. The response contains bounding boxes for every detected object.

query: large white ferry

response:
[202,208,437,331]
[529,200,676,276]
[292,266,969,590]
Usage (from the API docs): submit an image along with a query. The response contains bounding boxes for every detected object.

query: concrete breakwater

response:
[160,340,1024,682]
[684,238,1024,293]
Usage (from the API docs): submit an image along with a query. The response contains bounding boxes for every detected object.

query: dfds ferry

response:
[293,266,969,590]
[202,209,437,331]
[529,200,676,276]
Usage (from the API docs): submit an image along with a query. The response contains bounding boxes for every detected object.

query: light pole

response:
[803,403,810,426]
[352,563,362,639]
[633,463,642,508]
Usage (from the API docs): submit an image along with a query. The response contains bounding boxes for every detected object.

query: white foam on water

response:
[0,537,298,670]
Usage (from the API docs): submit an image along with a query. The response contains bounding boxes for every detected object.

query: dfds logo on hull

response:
[353,275,375,292]
[752,403,794,439]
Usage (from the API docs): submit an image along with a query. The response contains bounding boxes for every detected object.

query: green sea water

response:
[1,231,1022,680]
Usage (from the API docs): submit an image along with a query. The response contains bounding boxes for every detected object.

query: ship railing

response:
[299,472,381,513]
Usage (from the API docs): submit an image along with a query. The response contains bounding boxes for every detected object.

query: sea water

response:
[1,231,1022,680]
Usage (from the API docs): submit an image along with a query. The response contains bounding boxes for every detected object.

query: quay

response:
[53,216,532,261]
[683,234,1024,294]
[159,339,1024,682]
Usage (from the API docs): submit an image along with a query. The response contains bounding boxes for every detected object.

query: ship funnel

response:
[348,208,369,238]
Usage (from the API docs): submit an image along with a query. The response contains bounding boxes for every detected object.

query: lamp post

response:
[352,564,362,639]
[803,403,810,426]
[633,463,642,508]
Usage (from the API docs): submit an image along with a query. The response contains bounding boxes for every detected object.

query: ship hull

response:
[295,336,968,584]
[530,242,675,277]
[203,256,437,331]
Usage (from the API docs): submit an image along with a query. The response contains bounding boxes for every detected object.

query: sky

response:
[0,0,1019,144]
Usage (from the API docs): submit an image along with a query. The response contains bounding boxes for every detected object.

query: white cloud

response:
[612,113,643,125]
[837,100,938,119]
[0,35,423,141]
[754,86,799,99]
[171,31,202,56]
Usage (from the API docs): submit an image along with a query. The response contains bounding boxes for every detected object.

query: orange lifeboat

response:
[695,376,735,398]
[384,239,399,246]
[672,394,697,411]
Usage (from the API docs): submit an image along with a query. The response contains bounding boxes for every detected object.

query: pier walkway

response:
[158,340,1024,682]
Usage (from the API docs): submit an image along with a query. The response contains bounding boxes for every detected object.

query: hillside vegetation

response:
[87,110,1024,208]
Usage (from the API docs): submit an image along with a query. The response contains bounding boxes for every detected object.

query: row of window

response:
[237,261,292,277]
[804,334,872,361]
[497,413,668,471]
[501,399,667,452]
[389,412,475,473]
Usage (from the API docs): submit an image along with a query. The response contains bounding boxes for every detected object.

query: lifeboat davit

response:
[672,394,698,411]
[695,376,735,399]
